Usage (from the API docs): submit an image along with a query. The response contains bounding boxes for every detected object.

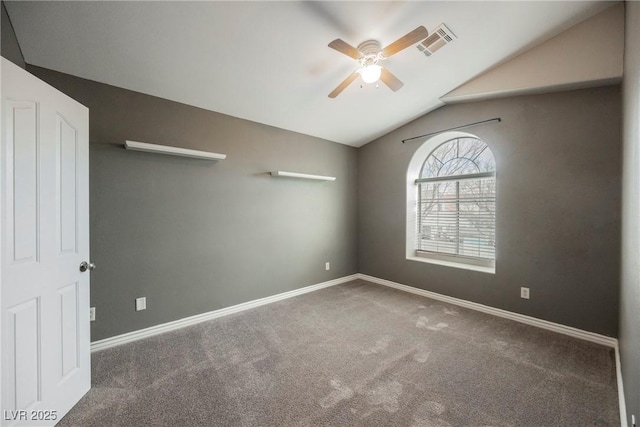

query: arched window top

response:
[408,133,496,272]
[420,137,495,179]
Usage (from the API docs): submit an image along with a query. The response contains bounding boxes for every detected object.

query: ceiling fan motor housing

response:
[357,40,384,65]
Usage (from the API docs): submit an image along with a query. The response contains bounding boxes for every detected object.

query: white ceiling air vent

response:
[416,24,456,57]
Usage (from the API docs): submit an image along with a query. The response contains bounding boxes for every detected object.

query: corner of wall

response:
[619,0,640,425]
[1,1,26,69]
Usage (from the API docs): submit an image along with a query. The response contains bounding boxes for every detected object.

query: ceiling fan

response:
[327,26,428,98]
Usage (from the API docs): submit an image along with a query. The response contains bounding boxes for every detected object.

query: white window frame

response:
[406,131,496,274]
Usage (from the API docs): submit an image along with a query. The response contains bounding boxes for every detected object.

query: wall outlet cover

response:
[136,297,147,311]
[90,307,96,322]
[325,262,330,271]
[520,287,530,299]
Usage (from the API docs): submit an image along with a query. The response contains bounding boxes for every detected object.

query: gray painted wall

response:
[358,86,621,337]
[27,65,358,341]
[1,1,24,68]
[620,1,640,423]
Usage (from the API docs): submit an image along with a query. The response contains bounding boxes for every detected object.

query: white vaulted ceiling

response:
[5,1,615,146]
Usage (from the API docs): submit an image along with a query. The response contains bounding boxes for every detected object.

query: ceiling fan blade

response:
[380,67,404,92]
[328,71,359,98]
[381,26,428,58]
[328,39,363,60]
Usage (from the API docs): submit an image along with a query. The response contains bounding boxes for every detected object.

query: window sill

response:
[407,254,496,274]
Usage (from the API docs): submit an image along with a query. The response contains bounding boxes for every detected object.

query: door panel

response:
[2,58,90,426]
[57,116,77,255]
[58,283,79,379]
[7,101,38,264]
[6,298,40,412]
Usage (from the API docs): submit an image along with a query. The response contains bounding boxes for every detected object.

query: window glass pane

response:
[474,146,496,173]
[416,137,496,262]
[458,178,495,259]
[420,138,495,178]
[418,178,495,260]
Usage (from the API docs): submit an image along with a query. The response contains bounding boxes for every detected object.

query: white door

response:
[1,58,90,426]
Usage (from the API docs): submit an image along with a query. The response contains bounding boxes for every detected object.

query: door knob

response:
[79,261,96,272]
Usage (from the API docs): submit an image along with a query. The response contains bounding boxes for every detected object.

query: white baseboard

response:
[94,272,618,350]
[356,273,617,348]
[91,274,359,352]
[615,345,629,427]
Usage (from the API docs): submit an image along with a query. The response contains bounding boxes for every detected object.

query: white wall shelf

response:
[124,140,226,160]
[270,171,336,181]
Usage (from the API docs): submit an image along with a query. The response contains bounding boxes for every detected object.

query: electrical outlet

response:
[90,307,96,322]
[632,414,636,427]
[136,297,147,311]
[520,287,530,299]
[325,262,330,271]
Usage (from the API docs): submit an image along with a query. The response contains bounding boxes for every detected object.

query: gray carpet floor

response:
[58,280,620,426]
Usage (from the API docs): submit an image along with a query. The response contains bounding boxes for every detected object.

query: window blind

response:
[417,176,496,260]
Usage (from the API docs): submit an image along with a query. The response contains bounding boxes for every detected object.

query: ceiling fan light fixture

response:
[360,64,382,84]
[328,26,426,97]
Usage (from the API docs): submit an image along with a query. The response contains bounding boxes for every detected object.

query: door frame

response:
[1,54,4,425]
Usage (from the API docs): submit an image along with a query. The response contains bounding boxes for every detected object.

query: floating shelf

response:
[270,171,336,181]
[125,140,226,160]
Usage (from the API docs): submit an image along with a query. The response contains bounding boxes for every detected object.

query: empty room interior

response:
[1,1,639,426]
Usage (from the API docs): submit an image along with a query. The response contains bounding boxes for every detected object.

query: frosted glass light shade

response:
[360,65,382,83]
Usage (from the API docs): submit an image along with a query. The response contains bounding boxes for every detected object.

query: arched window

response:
[407,133,496,271]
